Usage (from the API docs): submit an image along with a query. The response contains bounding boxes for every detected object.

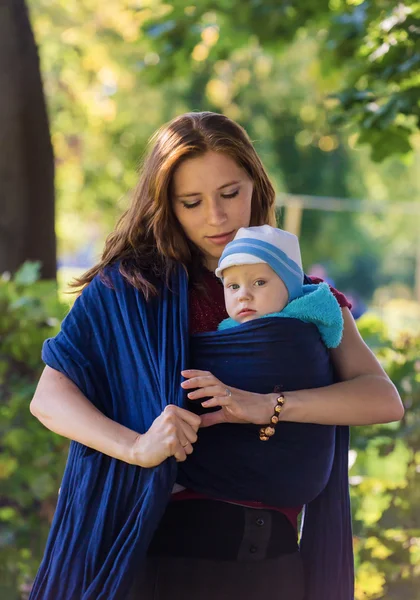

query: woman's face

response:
[172,151,253,270]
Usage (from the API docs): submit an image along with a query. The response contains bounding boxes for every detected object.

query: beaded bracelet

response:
[259,393,285,441]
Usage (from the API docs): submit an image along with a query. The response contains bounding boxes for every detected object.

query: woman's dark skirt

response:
[129,499,305,600]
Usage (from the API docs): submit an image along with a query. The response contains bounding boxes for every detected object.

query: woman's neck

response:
[204,258,219,272]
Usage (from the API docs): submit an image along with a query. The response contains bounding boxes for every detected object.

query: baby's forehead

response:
[221,262,277,281]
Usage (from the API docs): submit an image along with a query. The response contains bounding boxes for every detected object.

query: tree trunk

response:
[0,0,56,279]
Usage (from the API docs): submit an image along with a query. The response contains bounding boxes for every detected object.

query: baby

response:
[215,225,343,348]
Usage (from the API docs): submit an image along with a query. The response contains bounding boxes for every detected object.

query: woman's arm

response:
[182,308,404,427]
[30,366,201,466]
[282,308,404,425]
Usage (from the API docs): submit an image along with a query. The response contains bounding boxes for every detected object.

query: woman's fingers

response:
[162,430,185,463]
[173,447,188,462]
[173,430,193,460]
[168,429,193,462]
[200,410,227,428]
[180,442,194,457]
[181,369,212,378]
[178,421,197,454]
[201,397,231,408]
[181,371,219,390]
[181,372,271,429]
[186,385,228,400]
[181,378,216,391]
[162,405,199,460]
[179,420,198,444]
[163,404,201,430]
[135,404,202,468]
[181,371,234,405]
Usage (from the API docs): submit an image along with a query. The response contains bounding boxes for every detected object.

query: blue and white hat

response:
[215,225,304,301]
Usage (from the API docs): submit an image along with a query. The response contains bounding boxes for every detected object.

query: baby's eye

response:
[255,280,266,287]
[227,283,240,290]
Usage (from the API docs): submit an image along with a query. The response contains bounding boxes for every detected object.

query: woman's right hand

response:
[130,405,201,468]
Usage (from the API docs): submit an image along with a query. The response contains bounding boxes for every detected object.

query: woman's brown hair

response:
[72,111,277,298]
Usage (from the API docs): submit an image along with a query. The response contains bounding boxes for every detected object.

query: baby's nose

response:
[238,288,252,301]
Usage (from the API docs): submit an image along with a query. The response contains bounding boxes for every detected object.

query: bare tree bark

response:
[0,0,56,279]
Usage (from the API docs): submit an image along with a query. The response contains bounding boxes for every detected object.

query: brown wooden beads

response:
[259,393,285,441]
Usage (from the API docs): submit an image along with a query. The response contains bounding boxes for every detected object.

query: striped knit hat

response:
[215,225,303,301]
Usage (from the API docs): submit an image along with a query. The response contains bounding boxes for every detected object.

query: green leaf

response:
[13,262,42,287]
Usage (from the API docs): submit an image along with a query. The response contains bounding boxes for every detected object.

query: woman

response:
[29,112,404,600]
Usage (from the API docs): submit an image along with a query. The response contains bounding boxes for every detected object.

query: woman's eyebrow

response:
[176,180,241,198]
[218,180,240,190]
[176,192,200,198]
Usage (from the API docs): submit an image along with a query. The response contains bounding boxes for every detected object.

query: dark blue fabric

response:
[30,265,189,600]
[30,265,353,600]
[181,317,353,599]
[180,318,336,506]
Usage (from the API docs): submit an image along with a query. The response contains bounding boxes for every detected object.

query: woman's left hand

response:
[181,369,274,428]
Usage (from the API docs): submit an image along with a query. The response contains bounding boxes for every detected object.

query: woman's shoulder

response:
[77,263,123,301]
[85,260,159,297]
[73,263,144,324]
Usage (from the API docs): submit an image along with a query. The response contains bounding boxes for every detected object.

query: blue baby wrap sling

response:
[30,264,353,600]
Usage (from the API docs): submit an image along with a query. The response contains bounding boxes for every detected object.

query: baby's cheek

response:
[224,291,236,318]
[262,292,285,314]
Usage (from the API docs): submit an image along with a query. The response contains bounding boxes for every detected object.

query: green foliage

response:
[142,0,420,161]
[327,0,420,161]
[141,0,332,81]
[0,264,68,598]
[26,0,420,300]
[27,0,178,259]
[351,318,420,598]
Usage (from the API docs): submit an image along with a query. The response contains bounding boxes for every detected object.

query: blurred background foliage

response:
[351,315,420,599]
[27,0,420,304]
[1,0,420,598]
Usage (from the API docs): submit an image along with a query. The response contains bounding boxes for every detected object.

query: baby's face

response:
[222,263,289,324]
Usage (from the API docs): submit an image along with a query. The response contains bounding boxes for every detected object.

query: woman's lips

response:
[206,230,235,245]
